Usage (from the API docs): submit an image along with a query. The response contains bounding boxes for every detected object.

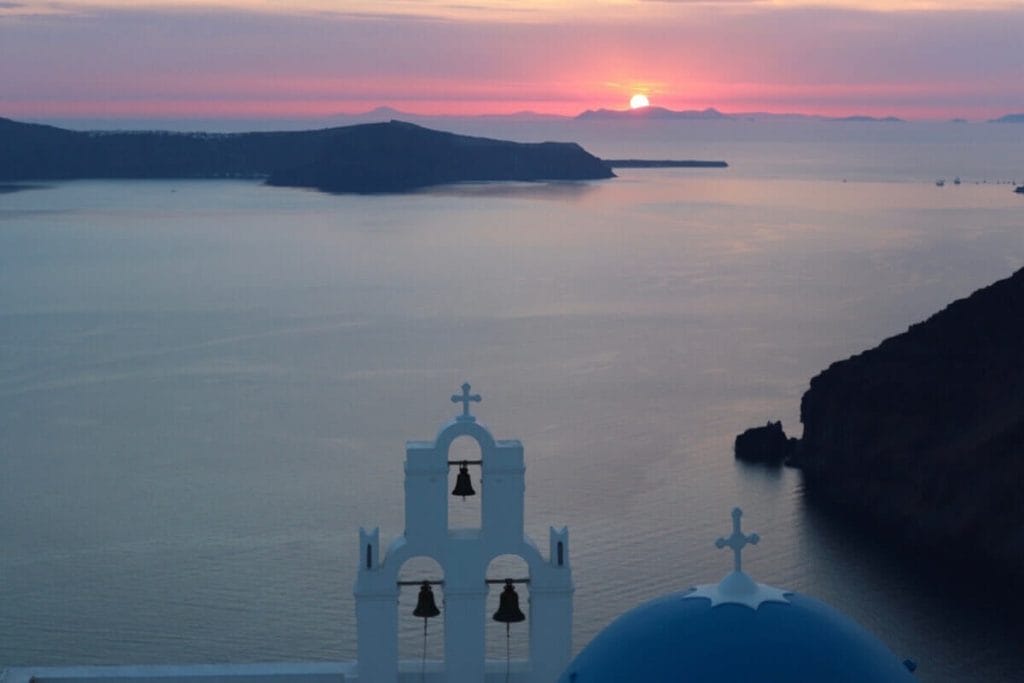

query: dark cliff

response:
[0,118,613,192]
[0,117,332,180]
[734,421,798,464]
[264,121,614,193]
[796,268,1024,577]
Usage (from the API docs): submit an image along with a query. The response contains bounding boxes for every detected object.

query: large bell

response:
[492,580,525,623]
[451,462,475,499]
[412,581,441,619]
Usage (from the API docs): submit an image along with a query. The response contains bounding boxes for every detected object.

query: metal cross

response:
[451,382,481,421]
[715,507,760,573]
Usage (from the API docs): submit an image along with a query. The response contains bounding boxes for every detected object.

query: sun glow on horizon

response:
[3,0,1020,122]
[629,94,650,109]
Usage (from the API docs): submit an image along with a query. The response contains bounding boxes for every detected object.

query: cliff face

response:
[797,267,1024,575]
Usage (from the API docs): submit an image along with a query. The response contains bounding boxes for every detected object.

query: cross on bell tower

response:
[451,382,481,421]
[716,507,760,573]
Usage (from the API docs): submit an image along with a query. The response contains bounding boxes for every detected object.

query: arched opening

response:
[485,554,530,664]
[398,556,446,669]
[447,435,482,530]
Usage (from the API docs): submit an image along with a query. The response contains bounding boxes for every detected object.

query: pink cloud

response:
[1,5,1022,120]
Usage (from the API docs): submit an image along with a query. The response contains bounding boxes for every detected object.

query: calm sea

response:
[2,121,1023,681]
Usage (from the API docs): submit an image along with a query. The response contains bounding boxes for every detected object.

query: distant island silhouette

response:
[23,107,1024,132]
[0,118,615,193]
[573,107,905,123]
[264,121,614,193]
[829,115,904,123]
[990,113,1024,123]
[576,106,730,121]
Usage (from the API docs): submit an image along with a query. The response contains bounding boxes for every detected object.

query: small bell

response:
[413,581,441,619]
[492,580,525,623]
[452,461,475,499]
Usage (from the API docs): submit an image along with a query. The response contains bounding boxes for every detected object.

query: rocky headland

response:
[264,120,614,192]
[785,267,1024,581]
[0,118,613,193]
[734,421,798,465]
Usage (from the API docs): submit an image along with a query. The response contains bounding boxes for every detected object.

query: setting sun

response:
[629,94,650,109]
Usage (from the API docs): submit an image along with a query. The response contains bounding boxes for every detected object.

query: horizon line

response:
[10,104,1023,127]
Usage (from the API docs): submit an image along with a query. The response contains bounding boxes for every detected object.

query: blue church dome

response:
[559,509,917,682]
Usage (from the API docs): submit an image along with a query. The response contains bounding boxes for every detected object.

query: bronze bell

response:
[452,461,475,499]
[413,581,441,619]
[492,580,525,623]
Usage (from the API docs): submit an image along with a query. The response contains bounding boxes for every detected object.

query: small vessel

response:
[953,176,961,185]
[1014,185,1024,194]
[935,179,945,187]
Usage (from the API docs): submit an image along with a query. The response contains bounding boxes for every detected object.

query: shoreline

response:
[602,159,728,168]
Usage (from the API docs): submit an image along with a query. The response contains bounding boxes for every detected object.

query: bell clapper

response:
[505,621,511,683]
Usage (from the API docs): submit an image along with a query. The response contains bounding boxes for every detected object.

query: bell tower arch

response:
[354,384,574,683]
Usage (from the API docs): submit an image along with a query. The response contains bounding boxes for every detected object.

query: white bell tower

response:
[354,384,574,683]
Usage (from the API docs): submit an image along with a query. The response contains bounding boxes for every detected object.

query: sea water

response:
[1,121,1023,681]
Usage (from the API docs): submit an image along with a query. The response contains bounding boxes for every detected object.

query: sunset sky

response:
[2,0,1023,121]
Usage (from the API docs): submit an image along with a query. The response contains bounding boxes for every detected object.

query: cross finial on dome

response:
[685,508,788,607]
[716,507,760,573]
[451,382,481,421]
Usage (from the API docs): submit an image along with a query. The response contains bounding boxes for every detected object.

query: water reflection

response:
[795,491,1024,682]
[419,180,603,201]
[1,174,1023,682]
[0,184,49,194]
